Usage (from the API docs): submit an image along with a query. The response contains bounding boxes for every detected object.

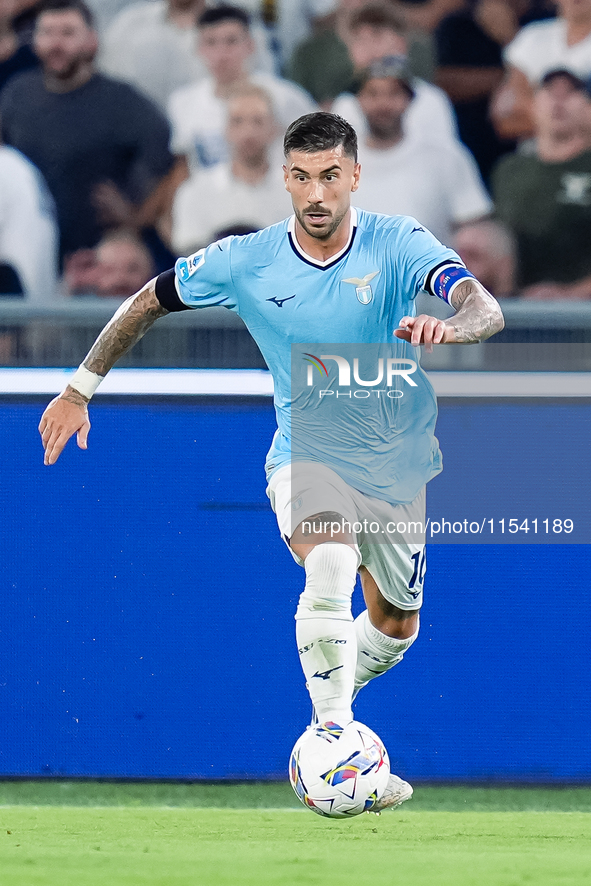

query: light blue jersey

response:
[174,208,466,505]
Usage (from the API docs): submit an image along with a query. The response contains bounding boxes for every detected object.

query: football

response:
[289,720,390,818]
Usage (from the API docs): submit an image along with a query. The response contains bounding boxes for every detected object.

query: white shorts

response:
[266,462,426,611]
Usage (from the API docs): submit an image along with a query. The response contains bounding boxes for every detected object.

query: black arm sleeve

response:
[155,268,191,312]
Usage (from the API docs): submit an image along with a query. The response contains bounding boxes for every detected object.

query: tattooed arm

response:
[39,278,169,465]
[395,278,505,349]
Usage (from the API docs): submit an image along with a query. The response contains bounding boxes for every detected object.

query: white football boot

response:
[370,773,413,813]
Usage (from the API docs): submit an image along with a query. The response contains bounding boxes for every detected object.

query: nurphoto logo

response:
[303,353,418,399]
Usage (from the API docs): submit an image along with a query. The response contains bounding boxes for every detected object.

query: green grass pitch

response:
[1,782,590,886]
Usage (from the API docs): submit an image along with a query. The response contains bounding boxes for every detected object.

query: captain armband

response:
[423,262,476,304]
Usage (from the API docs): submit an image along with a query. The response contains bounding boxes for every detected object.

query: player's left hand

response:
[395,315,455,352]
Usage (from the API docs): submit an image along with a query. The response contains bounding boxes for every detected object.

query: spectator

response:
[397,0,464,34]
[64,229,155,297]
[171,84,290,253]
[62,246,98,294]
[17,0,120,40]
[94,229,155,296]
[332,3,459,146]
[236,0,338,69]
[86,0,138,35]
[0,0,39,95]
[435,0,553,182]
[0,143,58,300]
[454,219,516,297]
[288,0,446,108]
[287,0,364,108]
[1,0,177,266]
[492,70,591,298]
[99,0,276,110]
[99,0,208,109]
[167,4,315,170]
[353,57,492,245]
[492,0,591,140]
[12,0,43,42]
[275,0,339,67]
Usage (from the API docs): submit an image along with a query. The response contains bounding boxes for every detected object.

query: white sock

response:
[354,609,419,696]
[295,543,360,725]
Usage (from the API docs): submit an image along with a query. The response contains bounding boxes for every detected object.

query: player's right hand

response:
[395,314,454,352]
[38,393,90,466]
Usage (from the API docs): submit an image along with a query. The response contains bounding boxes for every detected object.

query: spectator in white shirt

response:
[0,144,58,301]
[167,4,315,171]
[99,0,275,110]
[492,0,591,139]
[99,0,208,109]
[353,57,492,247]
[171,83,291,254]
[332,3,458,147]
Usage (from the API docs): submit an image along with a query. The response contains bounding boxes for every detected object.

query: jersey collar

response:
[287,207,358,270]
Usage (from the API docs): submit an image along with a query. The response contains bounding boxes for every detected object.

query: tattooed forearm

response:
[61,387,91,406]
[449,279,504,343]
[81,278,168,377]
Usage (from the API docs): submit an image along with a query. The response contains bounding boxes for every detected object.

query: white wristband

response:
[69,365,104,400]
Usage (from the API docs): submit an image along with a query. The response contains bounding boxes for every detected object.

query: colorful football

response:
[289,720,390,818]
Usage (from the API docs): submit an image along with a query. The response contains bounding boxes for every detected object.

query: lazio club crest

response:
[342,271,380,305]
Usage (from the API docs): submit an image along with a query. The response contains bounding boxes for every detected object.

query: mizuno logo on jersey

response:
[342,270,380,305]
[267,294,296,307]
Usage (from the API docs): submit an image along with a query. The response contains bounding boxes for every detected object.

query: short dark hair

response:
[348,2,407,36]
[283,112,358,161]
[198,4,250,30]
[37,0,95,28]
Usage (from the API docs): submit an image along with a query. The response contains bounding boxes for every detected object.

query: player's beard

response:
[295,204,349,241]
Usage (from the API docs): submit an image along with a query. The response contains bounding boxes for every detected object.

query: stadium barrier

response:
[2,368,590,781]
[2,299,591,369]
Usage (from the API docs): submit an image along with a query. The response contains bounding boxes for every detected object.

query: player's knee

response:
[296,542,360,619]
[395,617,419,656]
[375,610,420,642]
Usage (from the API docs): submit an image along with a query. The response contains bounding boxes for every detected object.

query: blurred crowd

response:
[0,0,591,304]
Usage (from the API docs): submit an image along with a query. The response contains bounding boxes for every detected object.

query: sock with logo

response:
[295,543,360,726]
[353,609,419,697]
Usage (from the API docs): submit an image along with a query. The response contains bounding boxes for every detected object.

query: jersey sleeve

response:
[394,216,473,304]
[174,237,237,310]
